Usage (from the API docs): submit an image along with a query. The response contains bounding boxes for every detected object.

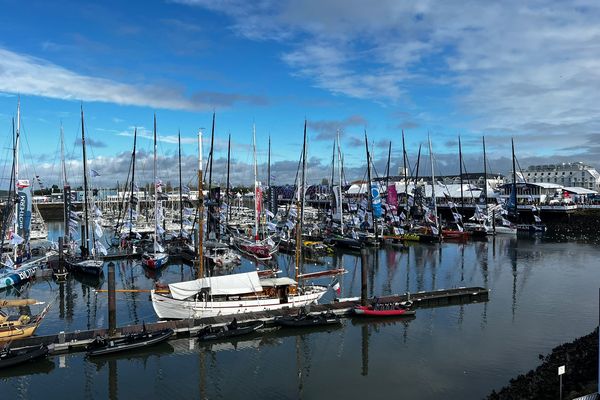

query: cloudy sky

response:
[1,0,599,188]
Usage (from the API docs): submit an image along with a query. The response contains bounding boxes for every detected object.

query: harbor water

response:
[1,222,599,399]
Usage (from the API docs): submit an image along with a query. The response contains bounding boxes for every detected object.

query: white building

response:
[521,162,600,191]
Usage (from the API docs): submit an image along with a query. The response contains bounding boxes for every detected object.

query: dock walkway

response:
[13,286,489,354]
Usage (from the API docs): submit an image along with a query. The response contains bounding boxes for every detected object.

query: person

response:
[229,318,238,330]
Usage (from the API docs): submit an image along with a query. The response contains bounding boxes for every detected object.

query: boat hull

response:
[0,264,38,290]
[0,344,48,369]
[142,253,169,269]
[197,321,264,341]
[353,305,415,317]
[86,329,174,357]
[151,286,328,319]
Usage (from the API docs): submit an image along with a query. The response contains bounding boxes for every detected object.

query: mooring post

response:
[108,261,116,336]
[360,245,368,306]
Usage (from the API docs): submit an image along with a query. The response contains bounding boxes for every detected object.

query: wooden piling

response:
[360,246,368,306]
[108,261,117,336]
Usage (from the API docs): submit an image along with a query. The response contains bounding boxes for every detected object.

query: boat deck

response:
[11,286,489,353]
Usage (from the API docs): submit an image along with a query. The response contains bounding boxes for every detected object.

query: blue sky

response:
[1,0,599,187]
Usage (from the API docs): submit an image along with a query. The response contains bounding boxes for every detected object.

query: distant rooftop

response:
[526,162,595,172]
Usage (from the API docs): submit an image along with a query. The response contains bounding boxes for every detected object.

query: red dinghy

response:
[353,302,415,317]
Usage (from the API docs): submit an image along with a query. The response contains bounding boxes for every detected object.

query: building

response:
[520,162,600,191]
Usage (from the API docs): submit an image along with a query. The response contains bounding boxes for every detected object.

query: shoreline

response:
[488,328,599,399]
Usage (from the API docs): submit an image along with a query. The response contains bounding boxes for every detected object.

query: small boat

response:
[0,344,48,369]
[0,302,51,341]
[65,257,104,277]
[275,311,341,328]
[141,251,169,269]
[85,328,174,357]
[197,320,264,341]
[353,301,415,317]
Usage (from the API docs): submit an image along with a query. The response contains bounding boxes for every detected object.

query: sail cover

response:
[169,271,262,300]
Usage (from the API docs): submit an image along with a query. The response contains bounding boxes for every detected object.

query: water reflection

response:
[1,235,599,400]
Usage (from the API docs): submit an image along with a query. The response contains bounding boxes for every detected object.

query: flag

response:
[387,184,398,207]
[94,221,103,238]
[16,179,30,189]
[95,240,108,256]
[332,279,341,296]
[267,222,277,231]
[9,232,24,245]
[534,215,542,223]
[265,209,274,218]
[156,179,163,193]
[154,242,165,253]
[90,169,100,177]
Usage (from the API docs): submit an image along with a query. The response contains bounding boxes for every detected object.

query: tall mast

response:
[153,115,158,256]
[130,128,137,237]
[81,106,90,255]
[402,130,408,210]
[511,137,518,219]
[226,133,231,225]
[208,112,215,197]
[267,135,271,197]
[60,124,68,187]
[428,135,438,234]
[300,121,307,228]
[483,136,488,210]
[364,131,378,241]
[252,123,259,241]
[13,99,21,255]
[296,121,308,281]
[385,141,392,190]
[459,135,464,211]
[178,130,183,238]
[197,129,204,278]
[337,130,344,235]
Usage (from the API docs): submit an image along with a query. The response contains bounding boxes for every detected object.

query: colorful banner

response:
[387,184,398,208]
[371,183,382,218]
[17,180,32,241]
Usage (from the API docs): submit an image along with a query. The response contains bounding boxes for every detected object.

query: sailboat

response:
[231,124,278,261]
[65,107,104,276]
[1,100,56,288]
[142,115,169,269]
[442,136,470,240]
[506,139,546,234]
[151,129,329,319]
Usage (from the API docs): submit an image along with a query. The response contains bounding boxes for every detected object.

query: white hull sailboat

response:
[151,271,328,319]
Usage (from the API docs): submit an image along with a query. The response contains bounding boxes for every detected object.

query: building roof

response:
[562,186,598,195]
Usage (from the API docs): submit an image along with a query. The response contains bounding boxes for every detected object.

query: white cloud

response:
[0,47,267,111]
[177,0,600,142]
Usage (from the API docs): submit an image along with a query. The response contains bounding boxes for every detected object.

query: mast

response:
[267,135,271,211]
[60,123,69,241]
[385,141,392,190]
[428,135,439,235]
[13,99,21,258]
[511,137,518,219]
[459,135,464,212]
[402,130,408,201]
[153,115,158,256]
[130,128,137,237]
[296,122,308,281]
[483,136,488,210]
[208,112,215,198]
[336,130,344,235]
[252,123,259,241]
[300,121,307,228]
[197,129,204,279]
[364,131,378,241]
[178,130,183,238]
[81,106,90,256]
[226,133,231,225]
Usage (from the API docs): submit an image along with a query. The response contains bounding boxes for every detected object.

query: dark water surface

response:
[1,223,599,399]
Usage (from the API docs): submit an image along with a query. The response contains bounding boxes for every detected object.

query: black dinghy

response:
[275,311,341,328]
[86,328,174,357]
[0,344,49,369]
[197,319,264,341]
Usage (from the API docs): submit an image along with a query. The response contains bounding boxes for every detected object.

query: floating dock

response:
[11,286,489,354]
